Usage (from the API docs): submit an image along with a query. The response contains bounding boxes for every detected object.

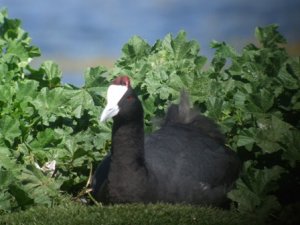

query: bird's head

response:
[100,76,143,122]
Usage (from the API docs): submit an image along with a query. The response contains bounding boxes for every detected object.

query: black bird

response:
[92,75,241,206]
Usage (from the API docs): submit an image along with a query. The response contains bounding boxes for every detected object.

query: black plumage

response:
[92,76,241,206]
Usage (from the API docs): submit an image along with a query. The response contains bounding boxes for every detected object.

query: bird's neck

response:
[111,119,145,163]
[108,118,149,203]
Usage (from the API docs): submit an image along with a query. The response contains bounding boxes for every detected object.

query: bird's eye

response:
[127,95,133,101]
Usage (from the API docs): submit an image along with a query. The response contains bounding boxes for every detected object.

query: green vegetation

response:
[0,8,299,225]
[0,9,111,211]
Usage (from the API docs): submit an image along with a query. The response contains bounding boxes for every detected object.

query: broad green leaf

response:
[210,40,238,58]
[233,90,247,109]
[236,135,255,148]
[40,61,62,87]
[277,63,299,90]
[228,163,284,217]
[281,130,300,167]
[211,56,226,73]
[0,191,11,211]
[206,96,224,120]
[246,89,274,113]
[0,63,9,79]
[142,95,156,118]
[9,184,34,209]
[255,115,292,153]
[15,79,39,101]
[0,169,14,187]
[290,90,300,110]
[29,129,63,160]
[286,57,300,80]
[64,89,94,118]
[92,127,111,150]
[84,66,108,89]
[227,181,261,212]
[158,88,169,101]
[0,115,21,145]
[0,84,14,105]
[170,30,200,59]
[31,87,93,121]
[0,9,8,22]
[5,40,35,69]
[20,165,62,205]
[255,25,286,47]
[121,35,151,60]
[30,87,68,123]
[0,147,16,170]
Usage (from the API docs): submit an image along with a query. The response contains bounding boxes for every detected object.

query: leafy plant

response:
[205,25,300,222]
[0,9,110,212]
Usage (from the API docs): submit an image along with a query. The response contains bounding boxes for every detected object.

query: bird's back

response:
[144,92,241,205]
[145,125,240,205]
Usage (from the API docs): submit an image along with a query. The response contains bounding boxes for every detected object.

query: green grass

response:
[0,202,258,225]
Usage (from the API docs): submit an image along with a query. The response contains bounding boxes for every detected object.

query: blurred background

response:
[1,0,300,86]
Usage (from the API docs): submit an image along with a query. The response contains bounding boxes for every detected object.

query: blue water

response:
[2,0,300,85]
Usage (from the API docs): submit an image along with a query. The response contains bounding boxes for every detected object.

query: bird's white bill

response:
[100,104,119,122]
[100,84,128,122]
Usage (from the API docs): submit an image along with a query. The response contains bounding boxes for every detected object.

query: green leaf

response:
[228,162,285,219]
[19,165,62,205]
[0,84,14,105]
[9,184,34,209]
[255,115,292,153]
[64,89,94,118]
[84,66,109,106]
[0,191,12,211]
[15,79,39,102]
[281,130,300,167]
[170,30,200,59]
[255,24,286,47]
[31,87,94,123]
[121,35,151,60]
[287,57,300,78]
[0,169,14,187]
[29,128,62,149]
[31,87,68,123]
[210,41,238,73]
[246,89,274,113]
[233,90,247,109]
[0,115,21,145]
[6,40,30,65]
[210,40,238,58]
[277,57,300,90]
[40,61,62,87]
[84,66,108,89]
[0,147,16,169]
[236,134,255,148]
[206,96,224,120]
